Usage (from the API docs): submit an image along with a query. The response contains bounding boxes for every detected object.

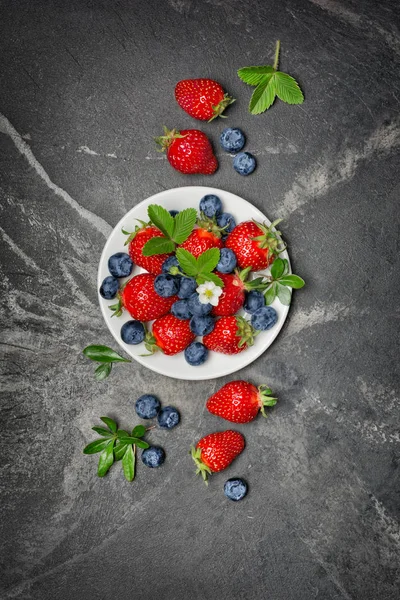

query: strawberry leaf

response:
[249,75,276,114]
[237,65,275,86]
[142,237,175,256]
[274,72,304,104]
[176,248,198,277]
[198,272,223,287]
[147,205,174,238]
[172,208,197,244]
[196,248,220,274]
[97,440,115,477]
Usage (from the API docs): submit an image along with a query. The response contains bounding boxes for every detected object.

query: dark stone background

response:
[0,1,399,598]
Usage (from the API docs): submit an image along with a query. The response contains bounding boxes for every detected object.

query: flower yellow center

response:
[205,289,214,299]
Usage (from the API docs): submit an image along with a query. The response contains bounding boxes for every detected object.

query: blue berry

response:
[169,210,179,217]
[171,299,192,320]
[244,291,265,314]
[220,127,246,153]
[108,252,133,278]
[121,320,145,344]
[217,248,237,273]
[224,478,248,501]
[178,276,197,299]
[157,406,180,429]
[99,276,119,299]
[187,293,212,316]
[217,212,236,236]
[184,342,208,366]
[233,152,256,176]
[162,255,182,275]
[199,194,222,218]
[251,306,278,330]
[135,394,161,419]
[141,446,165,468]
[154,274,179,297]
[190,315,215,336]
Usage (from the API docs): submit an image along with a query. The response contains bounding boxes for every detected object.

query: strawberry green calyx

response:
[235,316,259,348]
[234,267,269,292]
[251,218,286,256]
[122,220,149,246]
[197,213,225,238]
[142,332,159,355]
[191,446,212,485]
[258,385,278,418]
[154,126,187,152]
[108,295,123,318]
[209,94,236,122]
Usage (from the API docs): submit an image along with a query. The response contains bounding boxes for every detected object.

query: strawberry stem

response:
[208,94,236,122]
[273,40,281,71]
[258,384,278,418]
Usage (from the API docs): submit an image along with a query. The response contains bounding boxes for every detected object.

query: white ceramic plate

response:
[98,186,291,380]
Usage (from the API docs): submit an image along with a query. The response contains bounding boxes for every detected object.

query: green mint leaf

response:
[197,248,220,274]
[197,272,223,287]
[100,417,117,433]
[83,438,111,454]
[265,282,277,305]
[278,275,305,289]
[147,204,174,238]
[249,75,276,114]
[132,425,146,438]
[270,257,285,280]
[281,258,290,276]
[142,237,175,256]
[172,208,197,244]
[91,426,113,437]
[97,440,115,477]
[116,429,131,439]
[83,345,131,364]
[114,443,128,461]
[176,248,198,277]
[122,444,135,481]
[276,282,292,305]
[134,439,150,450]
[95,363,112,381]
[237,65,275,86]
[117,436,149,449]
[274,72,304,104]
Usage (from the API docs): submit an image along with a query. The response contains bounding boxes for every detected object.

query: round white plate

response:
[98,186,291,380]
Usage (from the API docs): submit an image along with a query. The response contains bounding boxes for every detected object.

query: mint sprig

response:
[264,258,305,306]
[142,205,197,256]
[175,248,223,287]
[83,345,131,381]
[238,40,304,115]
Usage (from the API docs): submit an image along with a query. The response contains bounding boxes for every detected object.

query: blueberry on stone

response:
[171,299,192,320]
[251,306,278,331]
[178,276,197,299]
[99,276,119,299]
[217,212,236,236]
[243,290,265,314]
[108,252,133,278]
[220,127,246,153]
[169,210,180,217]
[190,315,215,336]
[233,152,256,176]
[224,478,248,501]
[199,194,222,218]
[187,293,212,316]
[121,320,145,344]
[141,446,165,468]
[154,274,179,297]
[157,406,180,429]
[135,394,161,419]
[162,255,182,275]
[216,248,237,274]
[184,342,208,366]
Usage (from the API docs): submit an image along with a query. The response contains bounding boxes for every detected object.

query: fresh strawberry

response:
[225,219,285,271]
[175,78,235,122]
[120,274,177,321]
[145,314,195,356]
[212,268,268,317]
[178,228,223,258]
[206,381,278,423]
[191,430,245,483]
[155,127,218,175]
[125,225,172,275]
[203,316,257,354]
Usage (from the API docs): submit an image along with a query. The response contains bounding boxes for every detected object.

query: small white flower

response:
[196,281,223,306]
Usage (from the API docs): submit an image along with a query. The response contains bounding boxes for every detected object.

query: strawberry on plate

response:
[125,225,172,275]
[175,78,235,122]
[178,228,223,258]
[120,273,177,321]
[225,219,285,271]
[191,430,245,483]
[212,268,268,317]
[155,127,218,175]
[206,381,278,423]
[203,316,257,355]
[145,314,195,356]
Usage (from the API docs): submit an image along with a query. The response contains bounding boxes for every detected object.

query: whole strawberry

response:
[191,430,245,483]
[203,316,257,355]
[125,225,172,275]
[178,228,223,258]
[206,381,278,423]
[225,219,285,271]
[121,274,177,321]
[175,78,235,122]
[155,127,218,175]
[212,268,268,317]
[145,314,195,356]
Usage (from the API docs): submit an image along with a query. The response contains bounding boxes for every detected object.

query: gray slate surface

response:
[1,0,399,598]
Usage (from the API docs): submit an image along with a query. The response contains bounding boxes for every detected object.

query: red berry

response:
[206,381,278,423]
[175,78,235,122]
[146,314,195,356]
[121,274,177,321]
[225,220,285,271]
[191,430,245,482]
[203,316,257,355]
[155,127,218,175]
[178,228,223,258]
[128,226,172,275]
[212,272,246,317]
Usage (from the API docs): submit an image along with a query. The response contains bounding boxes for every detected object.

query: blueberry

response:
[217,212,236,236]
[169,210,180,217]
[141,446,165,468]
[121,320,145,344]
[244,290,265,314]
[220,127,246,153]
[157,406,180,429]
[135,394,161,419]
[199,194,222,218]
[187,293,212,316]
[162,255,182,275]
[184,342,208,366]
[190,315,215,336]
[233,152,257,176]
[99,276,119,299]
[224,478,248,501]
[178,276,197,299]
[251,306,278,330]
[217,248,237,273]
[154,274,179,297]
[171,299,192,320]
[108,252,133,278]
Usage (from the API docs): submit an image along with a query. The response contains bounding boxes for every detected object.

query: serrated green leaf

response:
[132,425,146,438]
[278,275,305,289]
[271,258,285,280]
[122,444,135,481]
[265,283,277,306]
[249,75,276,114]
[100,417,117,433]
[176,248,198,277]
[276,282,292,305]
[142,237,175,256]
[83,438,111,454]
[198,272,223,287]
[237,65,275,86]
[147,205,174,238]
[94,363,112,381]
[114,443,128,461]
[97,440,115,477]
[197,248,220,274]
[172,208,197,244]
[91,426,113,437]
[83,345,131,364]
[274,71,304,104]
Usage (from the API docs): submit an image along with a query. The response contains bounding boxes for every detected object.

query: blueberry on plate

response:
[121,320,145,344]
[162,255,182,275]
[190,315,215,336]
[217,212,236,236]
[199,194,222,218]
[184,341,208,366]
[178,276,197,299]
[135,394,161,419]
[141,446,165,468]
[244,290,265,314]
[216,248,237,274]
[157,406,180,429]
[251,306,278,330]
[233,152,256,176]
[187,293,212,316]
[154,274,179,297]
[171,299,192,320]
[108,252,133,278]
[169,210,180,217]
[220,127,246,153]
[99,276,119,299]
[224,478,248,501]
